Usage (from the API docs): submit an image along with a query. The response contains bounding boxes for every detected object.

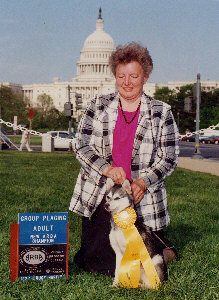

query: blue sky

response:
[0,0,218,84]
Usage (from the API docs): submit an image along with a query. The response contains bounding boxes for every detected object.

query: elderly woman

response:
[69,42,179,276]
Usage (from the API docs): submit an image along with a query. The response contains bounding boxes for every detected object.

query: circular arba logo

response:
[23,250,46,265]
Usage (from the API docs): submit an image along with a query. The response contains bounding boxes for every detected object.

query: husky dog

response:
[105,178,167,289]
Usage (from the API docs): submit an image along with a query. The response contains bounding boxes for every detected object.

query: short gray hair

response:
[109,42,153,76]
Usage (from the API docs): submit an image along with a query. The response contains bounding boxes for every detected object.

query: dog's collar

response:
[113,207,137,229]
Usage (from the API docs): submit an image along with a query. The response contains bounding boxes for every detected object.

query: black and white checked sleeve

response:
[72,98,110,179]
[140,108,179,190]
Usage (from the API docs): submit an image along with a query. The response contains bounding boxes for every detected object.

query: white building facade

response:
[2,9,218,118]
[21,10,163,116]
[22,10,116,118]
[158,80,219,92]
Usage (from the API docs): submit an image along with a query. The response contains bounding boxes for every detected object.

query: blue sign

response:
[18,213,68,245]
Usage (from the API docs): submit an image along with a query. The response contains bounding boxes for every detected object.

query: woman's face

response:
[115,61,148,102]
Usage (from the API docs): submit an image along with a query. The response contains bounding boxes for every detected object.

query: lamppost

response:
[192,73,203,159]
[67,85,73,152]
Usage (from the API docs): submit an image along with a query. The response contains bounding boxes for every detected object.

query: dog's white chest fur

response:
[109,226,126,254]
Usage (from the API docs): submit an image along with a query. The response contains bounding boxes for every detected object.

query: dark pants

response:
[74,199,176,277]
[74,198,116,276]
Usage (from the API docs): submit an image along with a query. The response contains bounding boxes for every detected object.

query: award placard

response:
[10,212,69,281]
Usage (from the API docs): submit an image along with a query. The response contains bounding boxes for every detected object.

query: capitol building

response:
[2,9,219,119]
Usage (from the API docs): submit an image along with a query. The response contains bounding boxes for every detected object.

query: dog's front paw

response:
[112,279,119,288]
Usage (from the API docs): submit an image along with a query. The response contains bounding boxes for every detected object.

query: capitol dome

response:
[83,17,114,50]
[76,8,115,79]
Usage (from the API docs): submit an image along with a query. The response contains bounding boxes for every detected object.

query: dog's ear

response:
[106,178,115,192]
[122,179,132,195]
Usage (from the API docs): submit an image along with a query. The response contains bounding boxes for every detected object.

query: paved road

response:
[179,141,219,161]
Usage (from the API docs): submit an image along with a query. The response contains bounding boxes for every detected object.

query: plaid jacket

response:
[69,92,179,231]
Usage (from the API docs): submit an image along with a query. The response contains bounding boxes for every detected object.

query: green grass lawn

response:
[0,151,218,299]
[8,135,42,146]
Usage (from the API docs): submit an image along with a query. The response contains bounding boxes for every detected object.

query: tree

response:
[32,94,75,131]
[0,85,28,128]
[154,87,177,107]
[36,93,55,114]
[200,89,219,129]
[44,108,69,131]
[154,86,182,130]
[32,94,55,130]
[154,84,218,133]
[175,85,196,133]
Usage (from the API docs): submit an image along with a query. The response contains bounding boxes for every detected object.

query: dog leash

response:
[153,232,170,249]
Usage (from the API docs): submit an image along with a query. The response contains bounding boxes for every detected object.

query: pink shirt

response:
[112,106,140,182]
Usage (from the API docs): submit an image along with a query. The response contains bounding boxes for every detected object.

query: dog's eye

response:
[114,197,120,201]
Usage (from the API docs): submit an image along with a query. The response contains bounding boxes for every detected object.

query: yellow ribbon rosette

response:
[113,207,161,289]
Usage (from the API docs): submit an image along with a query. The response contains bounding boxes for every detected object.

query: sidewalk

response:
[177,157,219,176]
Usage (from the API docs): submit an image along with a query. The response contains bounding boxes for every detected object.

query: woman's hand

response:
[102,166,126,185]
[131,178,147,204]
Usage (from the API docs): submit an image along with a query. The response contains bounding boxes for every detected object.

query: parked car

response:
[199,135,219,144]
[199,136,210,144]
[211,137,219,144]
[0,129,12,149]
[179,134,187,141]
[181,135,195,142]
[46,131,75,150]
